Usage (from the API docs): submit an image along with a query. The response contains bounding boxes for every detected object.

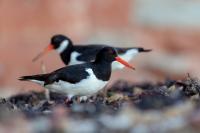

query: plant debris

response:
[0,75,200,133]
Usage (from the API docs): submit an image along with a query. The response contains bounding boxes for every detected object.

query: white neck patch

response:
[56,40,69,53]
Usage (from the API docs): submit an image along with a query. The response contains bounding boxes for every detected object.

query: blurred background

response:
[0,0,200,94]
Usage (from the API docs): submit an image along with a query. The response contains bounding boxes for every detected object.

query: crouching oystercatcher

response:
[20,47,135,101]
[33,34,151,70]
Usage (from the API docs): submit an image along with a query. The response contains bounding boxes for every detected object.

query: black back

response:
[68,44,150,63]
[73,44,106,62]
[46,63,91,84]
[48,60,112,85]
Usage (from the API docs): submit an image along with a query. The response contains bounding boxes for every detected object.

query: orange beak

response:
[115,57,135,70]
[32,44,54,62]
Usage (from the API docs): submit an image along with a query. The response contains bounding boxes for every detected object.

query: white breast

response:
[112,49,139,70]
[68,51,84,65]
[45,68,108,97]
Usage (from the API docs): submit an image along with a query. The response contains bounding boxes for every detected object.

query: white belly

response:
[112,49,139,70]
[45,69,108,97]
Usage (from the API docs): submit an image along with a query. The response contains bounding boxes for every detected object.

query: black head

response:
[95,47,135,69]
[50,34,73,52]
[95,47,118,62]
[32,34,73,62]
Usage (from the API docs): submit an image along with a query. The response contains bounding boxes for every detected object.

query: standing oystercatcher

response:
[33,34,151,70]
[20,47,135,100]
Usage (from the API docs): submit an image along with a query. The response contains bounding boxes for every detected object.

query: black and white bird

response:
[33,34,151,70]
[20,47,135,101]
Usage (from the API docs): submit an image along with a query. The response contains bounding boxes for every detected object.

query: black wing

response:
[75,44,152,61]
[115,47,152,54]
[74,44,106,62]
[20,63,91,86]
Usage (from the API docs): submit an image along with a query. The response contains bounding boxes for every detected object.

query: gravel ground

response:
[0,75,200,133]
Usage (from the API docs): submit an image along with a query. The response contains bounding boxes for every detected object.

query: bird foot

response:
[79,96,88,103]
[64,95,74,105]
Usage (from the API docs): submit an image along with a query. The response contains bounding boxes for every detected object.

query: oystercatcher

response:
[20,47,135,100]
[32,34,151,70]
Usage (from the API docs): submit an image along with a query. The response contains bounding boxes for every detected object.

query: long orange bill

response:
[32,44,54,62]
[115,57,135,70]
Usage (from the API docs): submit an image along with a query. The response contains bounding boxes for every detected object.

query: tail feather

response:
[138,48,152,53]
[116,47,152,54]
[19,74,48,82]
[19,73,58,86]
